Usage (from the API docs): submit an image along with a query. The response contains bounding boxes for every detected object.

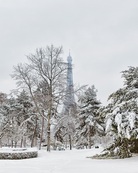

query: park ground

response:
[0,146,138,173]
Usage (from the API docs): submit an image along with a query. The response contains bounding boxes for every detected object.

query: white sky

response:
[0,0,138,105]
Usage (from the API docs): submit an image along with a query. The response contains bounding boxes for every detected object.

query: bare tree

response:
[12,45,67,151]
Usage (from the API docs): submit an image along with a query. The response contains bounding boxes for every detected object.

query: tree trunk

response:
[39,114,44,150]
[0,139,2,148]
[69,134,72,150]
[88,126,92,149]
[47,110,51,152]
[20,137,23,148]
[31,115,37,147]
[23,136,26,148]
[14,141,17,148]
[47,78,52,152]
[11,139,13,148]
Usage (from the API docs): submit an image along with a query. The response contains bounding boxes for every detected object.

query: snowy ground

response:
[0,147,138,173]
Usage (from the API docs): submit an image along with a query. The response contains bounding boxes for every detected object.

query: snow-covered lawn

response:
[0,147,138,173]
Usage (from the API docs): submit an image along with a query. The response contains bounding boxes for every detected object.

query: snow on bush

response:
[0,148,38,159]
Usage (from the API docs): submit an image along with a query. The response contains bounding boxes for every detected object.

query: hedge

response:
[0,148,38,159]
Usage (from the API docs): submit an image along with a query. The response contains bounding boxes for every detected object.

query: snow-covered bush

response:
[0,148,38,159]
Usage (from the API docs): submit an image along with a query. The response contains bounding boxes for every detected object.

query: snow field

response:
[0,147,137,173]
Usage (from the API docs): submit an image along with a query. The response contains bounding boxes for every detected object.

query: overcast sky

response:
[0,0,138,105]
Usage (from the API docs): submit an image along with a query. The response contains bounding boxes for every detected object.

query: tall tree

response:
[103,66,138,158]
[12,45,67,151]
[0,91,36,147]
[75,85,102,149]
[16,90,36,147]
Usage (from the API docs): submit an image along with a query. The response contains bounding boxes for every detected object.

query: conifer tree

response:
[102,66,138,158]
[75,85,103,149]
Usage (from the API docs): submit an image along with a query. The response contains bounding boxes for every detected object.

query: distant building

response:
[62,53,76,116]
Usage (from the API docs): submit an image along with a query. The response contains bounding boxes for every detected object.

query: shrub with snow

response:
[0,148,38,159]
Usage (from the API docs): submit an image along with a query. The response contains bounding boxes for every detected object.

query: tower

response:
[63,53,76,115]
[57,53,76,149]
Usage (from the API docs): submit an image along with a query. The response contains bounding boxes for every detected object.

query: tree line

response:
[0,45,138,158]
